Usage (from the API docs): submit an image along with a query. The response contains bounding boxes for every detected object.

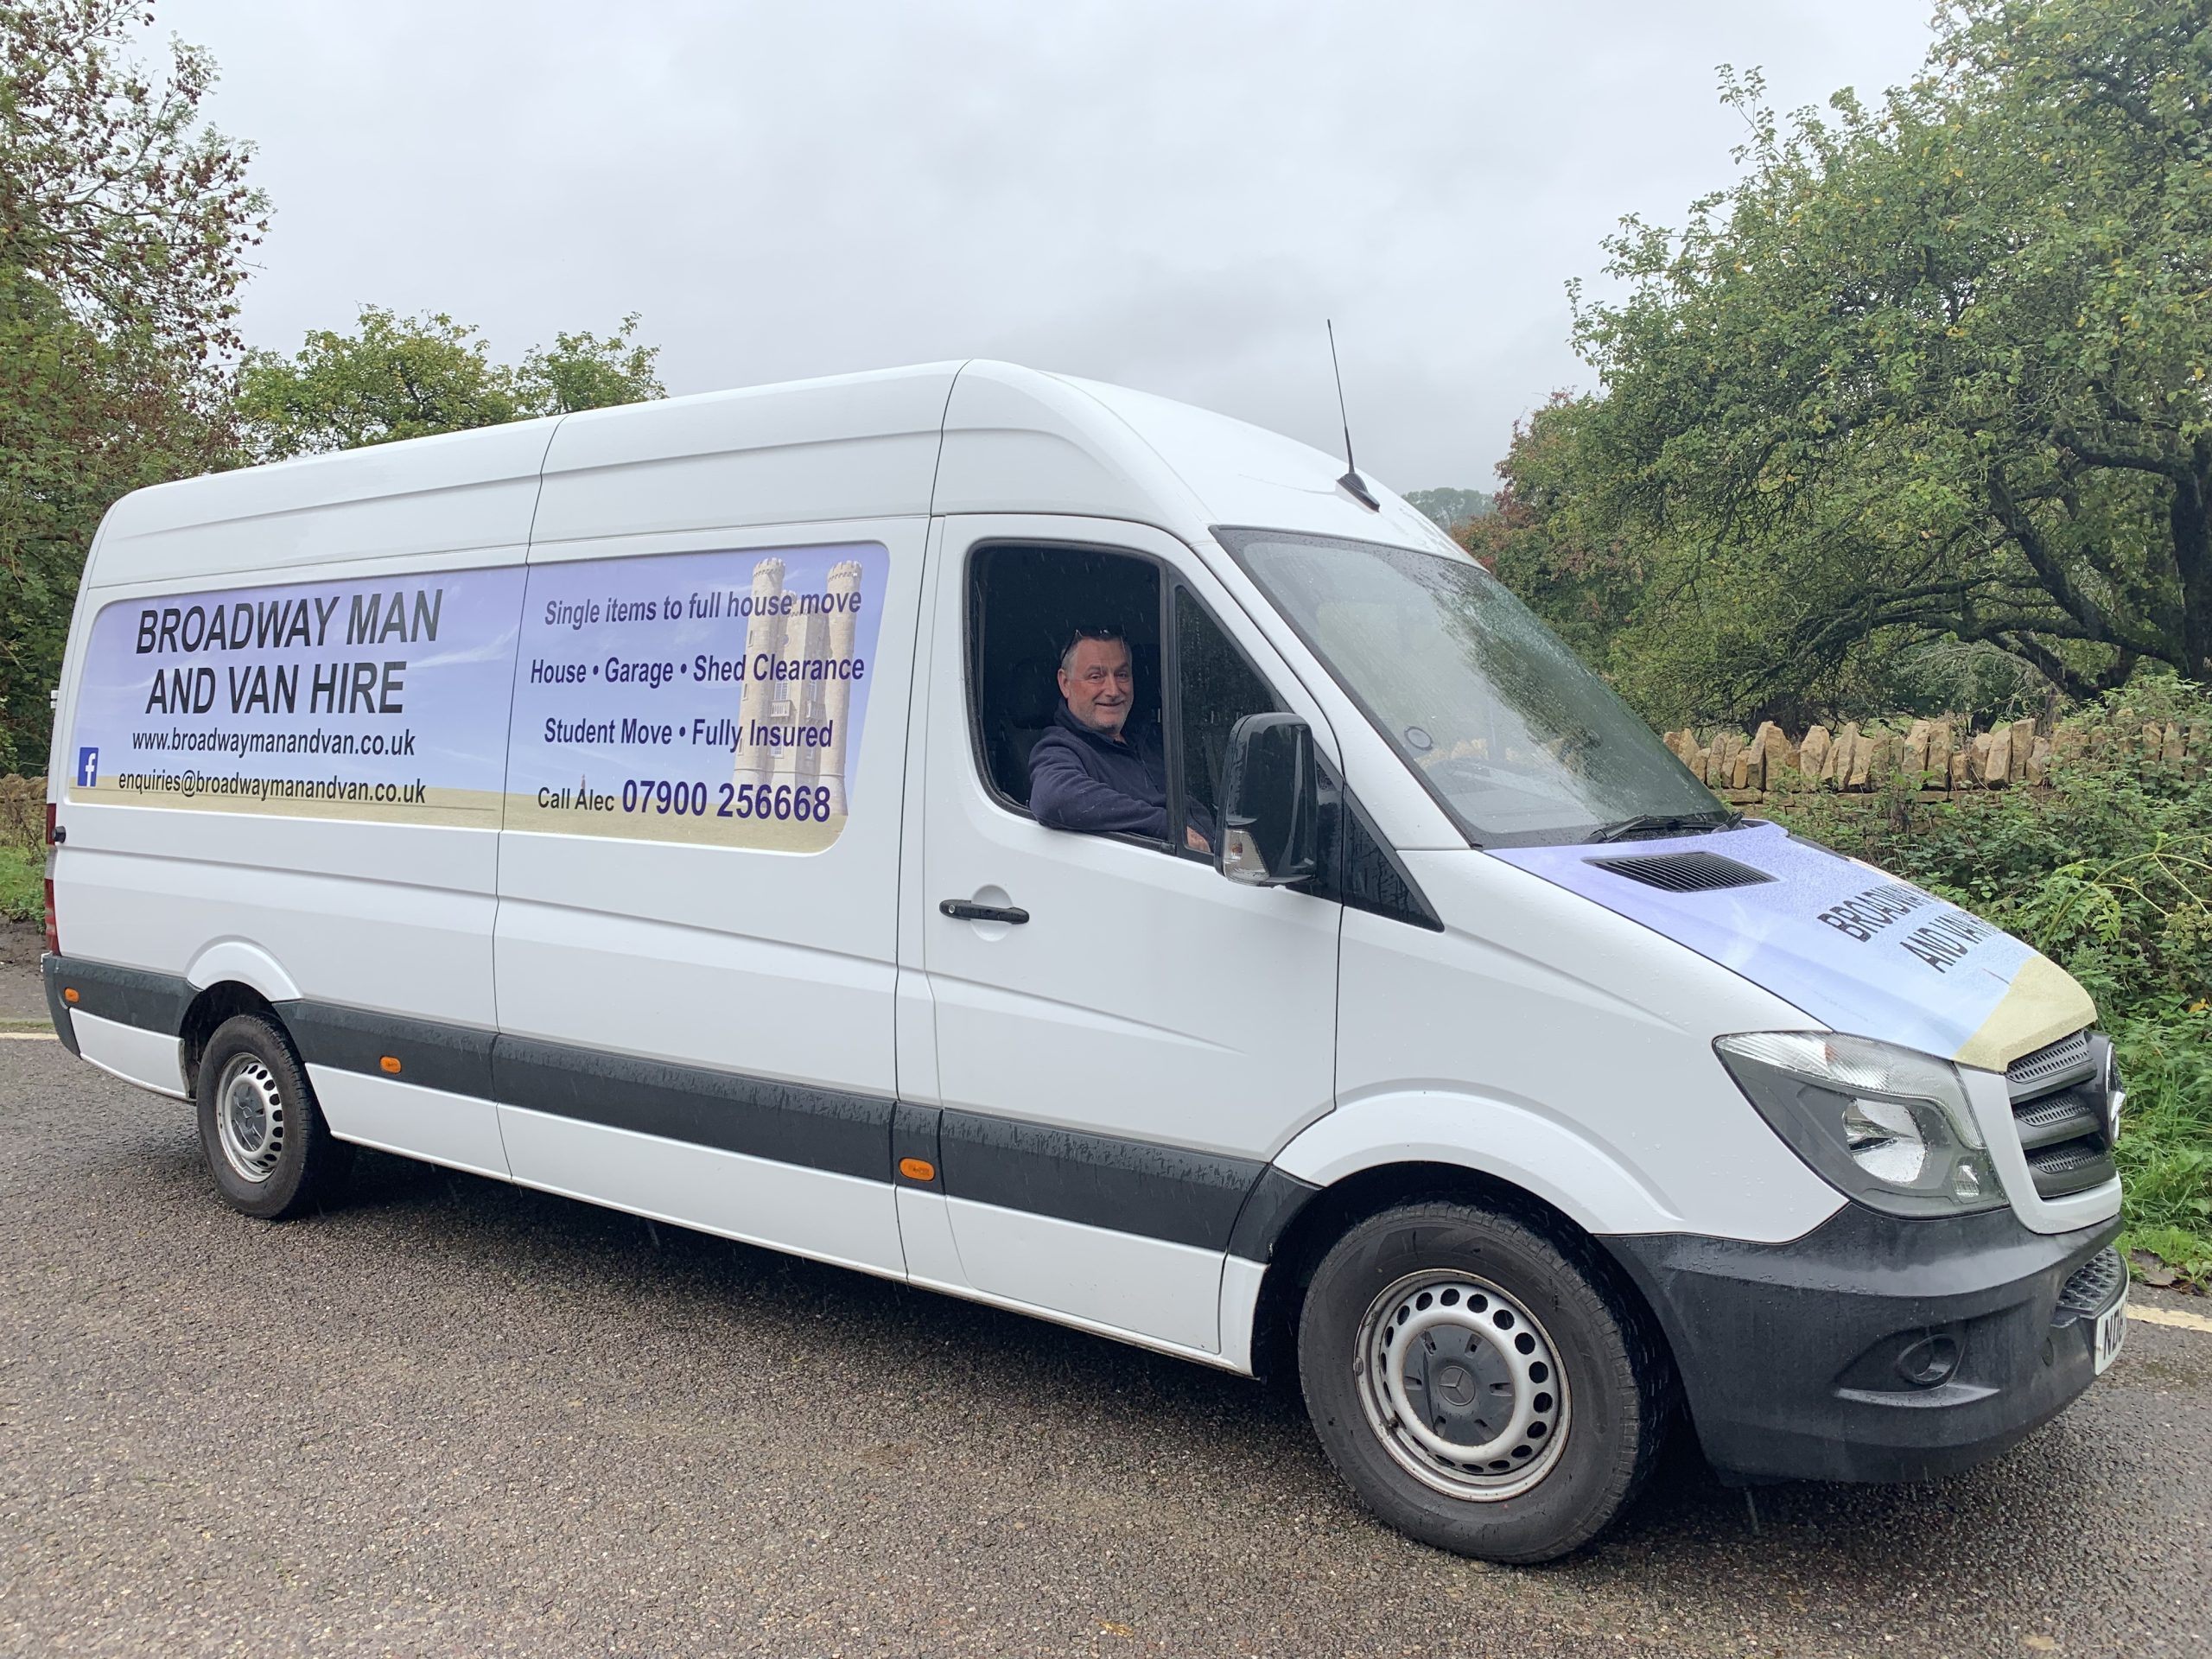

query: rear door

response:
[903,517,1341,1352]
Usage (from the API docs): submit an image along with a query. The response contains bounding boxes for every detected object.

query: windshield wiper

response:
[1585,810,1742,844]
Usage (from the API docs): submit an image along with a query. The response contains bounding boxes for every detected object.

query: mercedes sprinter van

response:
[41,361,2127,1561]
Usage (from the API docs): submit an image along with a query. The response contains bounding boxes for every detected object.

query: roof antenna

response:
[1327,320,1381,512]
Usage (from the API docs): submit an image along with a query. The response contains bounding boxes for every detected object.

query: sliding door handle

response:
[939,899,1030,925]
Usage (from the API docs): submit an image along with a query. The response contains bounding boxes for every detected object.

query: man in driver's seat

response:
[1029,627,1210,852]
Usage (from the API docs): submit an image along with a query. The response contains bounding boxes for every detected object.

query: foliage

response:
[0,0,262,774]
[1765,677,2212,1269]
[1498,0,2212,725]
[518,316,665,422]
[237,308,665,461]
[0,774,39,925]
[0,0,265,353]
[1403,486,1494,533]
[0,843,37,926]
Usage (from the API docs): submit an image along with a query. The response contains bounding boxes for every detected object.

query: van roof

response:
[85,360,1452,588]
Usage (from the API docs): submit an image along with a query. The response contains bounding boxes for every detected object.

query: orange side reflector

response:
[898,1156,936,1183]
[379,1055,402,1074]
[62,988,79,1004]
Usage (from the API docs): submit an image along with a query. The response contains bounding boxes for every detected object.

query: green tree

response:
[0,0,264,772]
[238,308,665,461]
[1553,0,2212,709]
[518,314,665,417]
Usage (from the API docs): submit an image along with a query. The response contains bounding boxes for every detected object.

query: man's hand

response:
[1185,825,1212,855]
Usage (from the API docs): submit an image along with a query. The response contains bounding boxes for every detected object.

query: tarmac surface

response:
[3,939,2209,1656]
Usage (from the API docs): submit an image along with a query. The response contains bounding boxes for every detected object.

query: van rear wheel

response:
[196,1014,350,1220]
[1297,1199,1669,1563]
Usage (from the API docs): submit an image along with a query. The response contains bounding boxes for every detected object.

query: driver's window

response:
[965,543,1163,836]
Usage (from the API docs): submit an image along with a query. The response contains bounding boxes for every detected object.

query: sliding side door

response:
[491,512,926,1275]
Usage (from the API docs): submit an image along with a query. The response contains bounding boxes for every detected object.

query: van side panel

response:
[51,531,535,1178]
[1319,855,1847,1244]
[491,496,931,1275]
[81,421,559,589]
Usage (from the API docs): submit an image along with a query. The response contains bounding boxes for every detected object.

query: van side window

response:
[966,543,1163,830]
[1172,586,1283,857]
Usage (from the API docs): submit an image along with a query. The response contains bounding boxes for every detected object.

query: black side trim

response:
[893,1101,944,1191]
[43,955,191,1037]
[492,1033,892,1184]
[280,1001,496,1101]
[52,970,1320,1255]
[1225,1163,1320,1262]
[41,955,81,1056]
[938,1109,1264,1252]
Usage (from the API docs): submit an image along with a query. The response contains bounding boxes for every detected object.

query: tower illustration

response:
[729,555,863,816]
[731,558,788,794]
[817,559,862,814]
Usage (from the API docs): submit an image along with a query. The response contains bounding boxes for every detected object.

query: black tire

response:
[1297,1199,1671,1564]
[194,1013,350,1220]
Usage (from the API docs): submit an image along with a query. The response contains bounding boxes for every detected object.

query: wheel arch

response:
[1241,1160,1679,1393]
[178,980,286,1099]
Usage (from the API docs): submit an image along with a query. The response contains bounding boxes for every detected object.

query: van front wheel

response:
[1296,1200,1669,1563]
[196,1014,350,1220]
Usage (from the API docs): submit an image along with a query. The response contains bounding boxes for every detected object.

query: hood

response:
[1488,822,2094,1073]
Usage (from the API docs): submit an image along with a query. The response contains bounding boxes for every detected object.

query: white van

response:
[40,361,2126,1561]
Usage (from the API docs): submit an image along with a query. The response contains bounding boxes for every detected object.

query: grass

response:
[2107,1009,2212,1288]
[0,843,40,926]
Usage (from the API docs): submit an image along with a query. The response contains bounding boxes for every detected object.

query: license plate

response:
[2094,1285,2129,1375]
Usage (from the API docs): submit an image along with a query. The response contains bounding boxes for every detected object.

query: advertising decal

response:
[68,566,525,825]
[505,543,885,850]
[69,541,887,855]
[1491,823,2095,1071]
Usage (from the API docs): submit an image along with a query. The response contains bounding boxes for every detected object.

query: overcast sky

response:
[159,1,1941,493]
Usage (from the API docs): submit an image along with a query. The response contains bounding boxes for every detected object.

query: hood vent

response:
[1584,850,1777,893]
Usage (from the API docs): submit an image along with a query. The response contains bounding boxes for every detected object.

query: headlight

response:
[1714,1031,2006,1217]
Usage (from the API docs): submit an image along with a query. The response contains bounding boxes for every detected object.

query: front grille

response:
[1583,851,1776,893]
[2006,1030,2115,1199]
[2007,1030,2095,1097]
[2028,1139,2107,1177]
[2055,1246,2125,1321]
[2013,1083,2105,1140]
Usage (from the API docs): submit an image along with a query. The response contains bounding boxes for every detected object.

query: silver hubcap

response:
[215,1055,285,1183]
[1354,1270,1570,1501]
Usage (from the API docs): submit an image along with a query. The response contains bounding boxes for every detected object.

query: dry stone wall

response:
[1661,715,2209,803]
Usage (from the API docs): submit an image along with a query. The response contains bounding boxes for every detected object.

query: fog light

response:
[1895,1333,1961,1389]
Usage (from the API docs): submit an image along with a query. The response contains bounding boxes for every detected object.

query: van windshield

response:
[1217,527,1727,848]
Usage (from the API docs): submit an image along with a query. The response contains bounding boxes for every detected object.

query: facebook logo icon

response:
[75,747,99,788]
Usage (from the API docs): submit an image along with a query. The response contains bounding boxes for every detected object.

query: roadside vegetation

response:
[1761,681,2212,1282]
[0,775,41,925]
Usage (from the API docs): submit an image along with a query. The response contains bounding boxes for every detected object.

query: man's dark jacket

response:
[1027,702,1184,839]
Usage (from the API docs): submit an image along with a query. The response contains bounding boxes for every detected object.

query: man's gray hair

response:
[1059,626,1129,674]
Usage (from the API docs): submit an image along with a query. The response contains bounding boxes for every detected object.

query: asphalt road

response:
[3,1017,2209,1656]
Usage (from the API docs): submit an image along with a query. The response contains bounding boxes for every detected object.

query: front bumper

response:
[1605,1202,2124,1484]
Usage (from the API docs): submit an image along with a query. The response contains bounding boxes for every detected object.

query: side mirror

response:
[1217,713,1318,886]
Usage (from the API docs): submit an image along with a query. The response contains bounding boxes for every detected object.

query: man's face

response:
[1059,637,1135,738]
